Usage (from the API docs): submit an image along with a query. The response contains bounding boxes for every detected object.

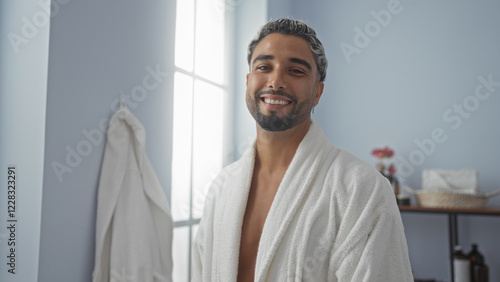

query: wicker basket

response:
[403,186,500,209]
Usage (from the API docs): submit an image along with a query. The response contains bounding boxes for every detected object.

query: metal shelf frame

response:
[399,206,500,282]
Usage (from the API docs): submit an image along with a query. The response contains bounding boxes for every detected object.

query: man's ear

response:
[313,81,324,106]
[246,73,250,86]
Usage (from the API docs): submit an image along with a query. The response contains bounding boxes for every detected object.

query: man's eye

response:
[290,69,305,75]
[256,66,270,71]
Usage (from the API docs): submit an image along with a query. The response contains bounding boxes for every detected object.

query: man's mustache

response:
[255,89,297,103]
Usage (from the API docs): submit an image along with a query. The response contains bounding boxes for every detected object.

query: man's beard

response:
[246,89,313,132]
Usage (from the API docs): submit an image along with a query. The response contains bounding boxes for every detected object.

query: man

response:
[192,18,413,281]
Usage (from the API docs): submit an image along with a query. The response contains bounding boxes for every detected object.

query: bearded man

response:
[192,18,413,282]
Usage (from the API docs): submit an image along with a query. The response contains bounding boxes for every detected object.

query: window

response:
[171,0,230,280]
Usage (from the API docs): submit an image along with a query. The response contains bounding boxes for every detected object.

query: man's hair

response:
[247,18,328,82]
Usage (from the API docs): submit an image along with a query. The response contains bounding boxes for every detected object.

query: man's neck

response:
[254,119,311,176]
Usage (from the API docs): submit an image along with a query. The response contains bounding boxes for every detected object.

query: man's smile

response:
[262,98,291,105]
[259,95,293,107]
[256,90,296,111]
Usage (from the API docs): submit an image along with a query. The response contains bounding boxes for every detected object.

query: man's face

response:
[246,33,324,132]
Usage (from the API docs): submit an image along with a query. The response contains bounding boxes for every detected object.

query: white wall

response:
[38,0,175,281]
[0,0,50,281]
[263,0,500,280]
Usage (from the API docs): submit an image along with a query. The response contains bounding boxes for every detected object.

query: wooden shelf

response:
[399,205,500,215]
[399,205,500,282]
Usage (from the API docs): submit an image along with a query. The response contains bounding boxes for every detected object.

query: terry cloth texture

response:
[192,120,413,282]
[93,107,173,282]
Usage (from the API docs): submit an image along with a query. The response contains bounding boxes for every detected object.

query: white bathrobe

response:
[93,106,173,282]
[192,120,413,282]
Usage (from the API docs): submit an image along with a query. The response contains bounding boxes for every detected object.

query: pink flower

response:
[371,146,394,159]
[371,149,384,159]
[372,146,397,177]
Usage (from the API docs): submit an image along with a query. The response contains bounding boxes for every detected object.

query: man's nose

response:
[267,70,287,90]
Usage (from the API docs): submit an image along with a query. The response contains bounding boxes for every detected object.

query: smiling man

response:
[192,19,413,282]
[246,32,323,133]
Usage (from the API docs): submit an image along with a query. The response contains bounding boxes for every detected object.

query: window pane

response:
[171,72,194,221]
[194,0,225,84]
[175,0,195,71]
[172,226,190,282]
[192,80,224,219]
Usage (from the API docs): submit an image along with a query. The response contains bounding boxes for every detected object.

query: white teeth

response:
[264,98,290,105]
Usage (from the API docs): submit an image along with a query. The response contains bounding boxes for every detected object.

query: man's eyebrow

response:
[251,55,313,71]
[252,54,274,65]
[289,57,312,71]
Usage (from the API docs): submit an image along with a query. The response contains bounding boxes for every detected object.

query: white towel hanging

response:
[93,99,173,282]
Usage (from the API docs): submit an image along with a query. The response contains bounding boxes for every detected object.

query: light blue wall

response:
[38,0,175,281]
[263,0,500,280]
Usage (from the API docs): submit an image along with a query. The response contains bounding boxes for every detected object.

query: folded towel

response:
[422,169,479,194]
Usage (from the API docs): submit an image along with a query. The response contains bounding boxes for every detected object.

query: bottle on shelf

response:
[472,264,489,282]
[468,244,489,282]
[453,245,470,282]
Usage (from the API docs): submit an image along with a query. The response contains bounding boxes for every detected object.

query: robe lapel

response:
[213,146,256,281]
[254,121,327,281]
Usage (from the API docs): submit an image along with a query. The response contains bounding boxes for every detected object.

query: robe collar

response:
[214,120,329,281]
